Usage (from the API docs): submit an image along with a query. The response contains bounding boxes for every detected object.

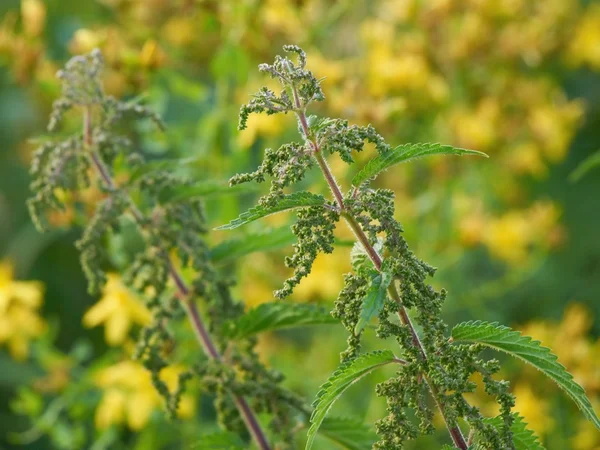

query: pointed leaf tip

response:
[352,143,488,186]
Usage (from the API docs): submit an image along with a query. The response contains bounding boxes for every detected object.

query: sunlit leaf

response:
[158,180,259,204]
[210,226,295,263]
[452,321,600,430]
[354,269,391,335]
[484,414,545,450]
[215,192,325,230]
[306,350,397,450]
[225,302,336,339]
[317,417,377,450]
[352,143,487,186]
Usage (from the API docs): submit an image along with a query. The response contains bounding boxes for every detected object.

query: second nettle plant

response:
[27,50,349,450]
[220,46,600,449]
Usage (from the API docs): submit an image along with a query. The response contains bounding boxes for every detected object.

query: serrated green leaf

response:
[484,414,545,450]
[452,321,600,430]
[159,180,259,204]
[209,226,295,263]
[306,350,397,450]
[354,269,392,335]
[570,150,600,182]
[192,431,245,449]
[350,239,383,272]
[215,192,325,230]
[317,417,377,450]
[225,302,337,339]
[352,143,488,186]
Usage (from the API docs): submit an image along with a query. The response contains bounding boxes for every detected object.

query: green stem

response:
[83,107,272,450]
[289,87,467,448]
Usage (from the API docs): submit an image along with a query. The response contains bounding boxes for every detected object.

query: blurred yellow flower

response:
[451,98,500,151]
[83,274,151,346]
[528,102,583,163]
[512,383,554,437]
[69,29,103,54]
[293,250,350,302]
[568,4,600,69]
[483,201,560,265]
[505,142,547,178]
[162,16,196,47]
[21,0,46,38]
[94,361,194,430]
[0,260,46,360]
[237,111,286,148]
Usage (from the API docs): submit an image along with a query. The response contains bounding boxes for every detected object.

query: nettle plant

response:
[27,50,356,450]
[219,46,600,449]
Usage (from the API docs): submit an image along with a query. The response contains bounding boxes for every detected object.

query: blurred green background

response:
[1,0,600,448]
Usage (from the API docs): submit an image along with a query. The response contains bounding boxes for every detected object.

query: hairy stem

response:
[83,107,272,450]
[291,88,468,448]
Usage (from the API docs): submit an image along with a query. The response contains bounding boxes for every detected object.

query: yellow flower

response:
[21,0,46,38]
[483,202,560,265]
[83,274,151,345]
[162,16,196,47]
[512,383,554,437]
[94,361,194,430]
[505,142,547,178]
[69,29,103,54]
[568,4,600,69]
[528,102,583,163]
[0,261,46,360]
[293,250,351,302]
[451,98,500,151]
[237,110,287,148]
[261,0,302,38]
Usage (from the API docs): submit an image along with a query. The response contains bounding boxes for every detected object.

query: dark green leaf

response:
[225,302,336,339]
[215,192,325,230]
[354,269,392,335]
[159,180,259,204]
[350,239,383,272]
[306,350,397,450]
[452,321,600,430]
[318,417,377,450]
[209,226,295,263]
[352,143,488,186]
[484,414,545,450]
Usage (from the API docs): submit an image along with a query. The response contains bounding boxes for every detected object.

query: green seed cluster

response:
[28,50,303,447]
[230,142,314,208]
[236,46,518,449]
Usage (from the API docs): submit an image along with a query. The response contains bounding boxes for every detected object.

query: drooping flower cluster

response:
[27,50,305,448]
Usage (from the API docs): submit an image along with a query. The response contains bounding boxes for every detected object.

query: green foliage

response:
[27,50,307,450]
[224,302,337,339]
[318,417,377,450]
[484,414,545,450]
[354,269,392,335]
[306,351,397,450]
[452,321,600,430]
[209,226,295,263]
[157,180,259,204]
[570,149,600,182]
[215,192,326,230]
[352,143,488,187]
[192,431,245,449]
